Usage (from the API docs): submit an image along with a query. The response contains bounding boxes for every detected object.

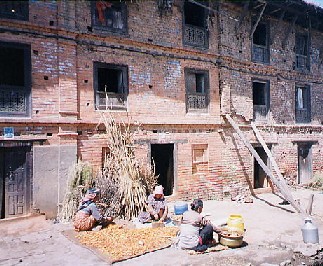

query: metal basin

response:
[219,231,243,248]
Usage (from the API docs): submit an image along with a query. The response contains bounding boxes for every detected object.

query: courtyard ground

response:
[0,187,322,266]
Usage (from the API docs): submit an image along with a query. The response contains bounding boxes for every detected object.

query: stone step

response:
[0,214,50,236]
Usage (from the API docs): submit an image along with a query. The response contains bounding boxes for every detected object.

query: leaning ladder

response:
[225,114,306,215]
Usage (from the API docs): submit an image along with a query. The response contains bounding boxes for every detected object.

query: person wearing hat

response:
[138,185,168,223]
[177,199,220,251]
[73,188,113,231]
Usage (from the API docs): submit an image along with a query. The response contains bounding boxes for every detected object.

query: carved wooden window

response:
[295,85,311,123]
[252,22,269,63]
[94,62,128,111]
[183,0,208,49]
[0,42,31,117]
[0,1,29,21]
[185,69,209,112]
[295,34,309,70]
[253,80,270,121]
[91,1,127,34]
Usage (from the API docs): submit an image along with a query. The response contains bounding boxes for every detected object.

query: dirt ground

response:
[0,187,323,266]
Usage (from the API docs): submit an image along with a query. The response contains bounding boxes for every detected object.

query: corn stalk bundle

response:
[97,113,157,220]
[58,160,94,222]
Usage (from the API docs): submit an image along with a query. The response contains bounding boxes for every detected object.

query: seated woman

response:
[177,199,221,252]
[73,188,113,231]
[138,185,168,223]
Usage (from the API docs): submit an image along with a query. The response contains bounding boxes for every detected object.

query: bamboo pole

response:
[225,114,305,215]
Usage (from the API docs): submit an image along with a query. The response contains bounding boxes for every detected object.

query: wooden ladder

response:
[225,114,306,215]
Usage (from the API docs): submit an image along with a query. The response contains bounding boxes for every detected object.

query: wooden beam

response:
[250,2,267,38]
[187,0,217,14]
[224,114,305,215]
[250,122,306,215]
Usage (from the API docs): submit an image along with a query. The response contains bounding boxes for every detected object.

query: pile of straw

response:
[58,160,94,222]
[59,114,157,222]
[97,114,157,220]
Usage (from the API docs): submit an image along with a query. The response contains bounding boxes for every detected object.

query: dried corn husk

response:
[76,225,179,262]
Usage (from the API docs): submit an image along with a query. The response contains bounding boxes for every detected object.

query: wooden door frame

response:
[0,141,33,219]
[297,143,313,184]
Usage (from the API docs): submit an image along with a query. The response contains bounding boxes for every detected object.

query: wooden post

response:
[250,122,306,215]
[306,194,314,215]
[225,115,305,215]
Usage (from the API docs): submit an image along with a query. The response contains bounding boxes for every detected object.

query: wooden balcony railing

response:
[296,108,311,123]
[0,87,27,115]
[253,105,268,121]
[96,92,127,110]
[296,55,308,70]
[186,93,208,110]
[183,25,208,48]
[252,45,269,63]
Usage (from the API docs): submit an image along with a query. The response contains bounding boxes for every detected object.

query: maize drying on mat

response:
[76,224,179,262]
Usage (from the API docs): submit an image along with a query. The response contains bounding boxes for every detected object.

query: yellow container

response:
[227,214,244,233]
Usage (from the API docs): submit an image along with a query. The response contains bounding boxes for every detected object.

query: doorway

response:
[151,144,174,196]
[253,146,271,189]
[0,146,32,219]
[298,143,312,184]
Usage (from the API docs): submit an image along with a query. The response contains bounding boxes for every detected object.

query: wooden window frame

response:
[93,62,128,111]
[252,21,270,64]
[192,144,208,175]
[91,1,128,35]
[295,85,311,124]
[182,0,209,49]
[295,33,310,71]
[252,80,270,121]
[0,42,31,117]
[185,68,209,112]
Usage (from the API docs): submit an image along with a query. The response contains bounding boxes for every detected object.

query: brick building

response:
[0,0,323,219]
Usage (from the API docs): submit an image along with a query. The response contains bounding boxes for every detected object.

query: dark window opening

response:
[184,0,205,28]
[295,34,309,70]
[253,82,266,106]
[183,0,208,48]
[253,23,267,46]
[252,22,269,63]
[296,35,308,56]
[0,47,25,87]
[295,86,311,123]
[92,1,127,33]
[185,69,209,111]
[0,1,29,21]
[253,81,269,121]
[0,42,31,117]
[195,74,205,93]
[94,62,128,111]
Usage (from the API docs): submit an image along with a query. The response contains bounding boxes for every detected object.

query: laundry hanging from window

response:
[94,1,124,29]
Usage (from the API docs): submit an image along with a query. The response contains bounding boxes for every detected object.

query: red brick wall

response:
[1,1,323,205]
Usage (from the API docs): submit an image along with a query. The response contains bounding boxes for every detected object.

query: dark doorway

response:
[298,143,312,184]
[0,146,32,219]
[151,144,174,196]
[254,146,270,189]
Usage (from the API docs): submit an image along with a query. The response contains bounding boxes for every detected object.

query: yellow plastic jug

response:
[227,214,244,233]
